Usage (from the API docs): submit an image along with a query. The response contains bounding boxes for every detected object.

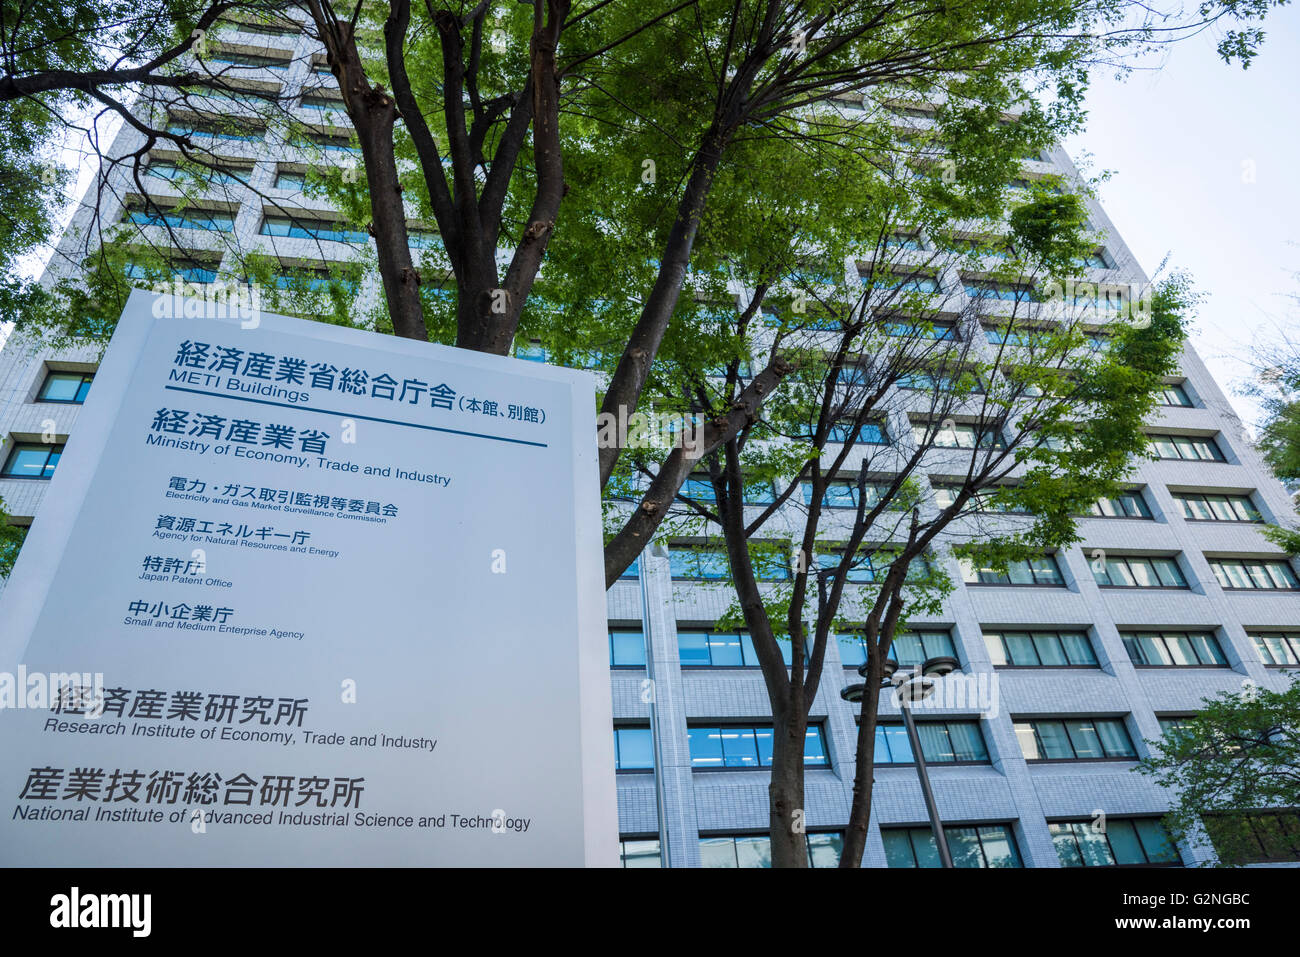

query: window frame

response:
[1251,632,1300,667]
[618,835,663,868]
[872,718,991,766]
[686,722,830,771]
[1148,432,1226,462]
[1,442,64,480]
[961,555,1065,587]
[1209,558,1299,592]
[612,725,654,772]
[1086,489,1152,519]
[37,370,94,404]
[1091,554,1188,590]
[1013,717,1138,763]
[838,629,956,669]
[882,822,1023,868]
[912,420,1006,450]
[1049,817,1182,867]
[1174,491,1263,523]
[699,830,844,868]
[984,630,1099,668]
[608,629,647,669]
[1158,382,1194,407]
[1119,630,1229,668]
[676,630,796,669]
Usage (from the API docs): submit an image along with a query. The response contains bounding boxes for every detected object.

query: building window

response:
[1251,632,1300,667]
[882,823,1022,868]
[964,280,1037,302]
[802,478,897,510]
[166,117,265,142]
[124,203,235,232]
[1173,492,1262,523]
[985,630,1097,667]
[984,323,1046,346]
[1204,811,1300,865]
[300,94,345,114]
[613,726,653,771]
[270,267,355,294]
[260,215,369,245]
[960,555,1064,586]
[871,272,941,294]
[1158,715,1197,739]
[838,629,956,668]
[274,169,306,190]
[1120,631,1227,667]
[874,719,989,764]
[678,630,794,668]
[619,556,639,580]
[205,50,290,70]
[1014,718,1136,762]
[608,630,646,668]
[1077,249,1112,270]
[619,837,662,868]
[1148,433,1225,462]
[1158,382,1194,407]
[680,475,775,505]
[699,832,842,868]
[669,546,730,580]
[825,419,888,444]
[687,724,828,770]
[934,484,1026,512]
[1209,558,1299,591]
[898,370,985,393]
[880,318,956,340]
[912,420,1005,450]
[830,547,935,585]
[124,259,218,284]
[221,16,298,36]
[1087,490,1151,518]
[1050,818,1180,867]
[37,371,93,404]
[1,442,63,480]
[669,545,789,582]
[1091,554,1187,589]
[293,131,359,155]
[144,159,249,187]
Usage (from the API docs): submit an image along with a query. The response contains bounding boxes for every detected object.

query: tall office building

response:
[2,9,1298,868]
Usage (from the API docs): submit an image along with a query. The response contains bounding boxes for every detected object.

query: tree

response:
[1136,676,1300,866]
[604,101,1194,861]
[284,0,1286,582]
[1240,276,1300,553]
[0,1,305,330]
[0,500,25,578]
[3,0,1285,581]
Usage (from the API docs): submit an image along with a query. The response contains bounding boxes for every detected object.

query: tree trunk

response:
[840,651,885,867]
[769,709,809,868]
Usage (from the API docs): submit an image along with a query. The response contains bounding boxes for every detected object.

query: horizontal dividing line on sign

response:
[162,384,549,448]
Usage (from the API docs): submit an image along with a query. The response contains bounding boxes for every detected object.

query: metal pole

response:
[900,681,954,868]
[639,548,670,867]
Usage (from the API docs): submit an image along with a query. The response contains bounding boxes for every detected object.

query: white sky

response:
[1063,16,1300,428]
[5,15,1299,429]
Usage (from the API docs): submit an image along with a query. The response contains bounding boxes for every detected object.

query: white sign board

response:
[0,289,617,866]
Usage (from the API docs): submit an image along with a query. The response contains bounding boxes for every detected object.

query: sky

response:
[1062,16,1300,428]
[4,12,1299,430]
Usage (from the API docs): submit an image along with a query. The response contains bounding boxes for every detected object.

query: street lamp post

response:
[842,654,961,868]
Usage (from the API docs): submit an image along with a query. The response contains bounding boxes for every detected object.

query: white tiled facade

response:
[2,10,1298,867]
